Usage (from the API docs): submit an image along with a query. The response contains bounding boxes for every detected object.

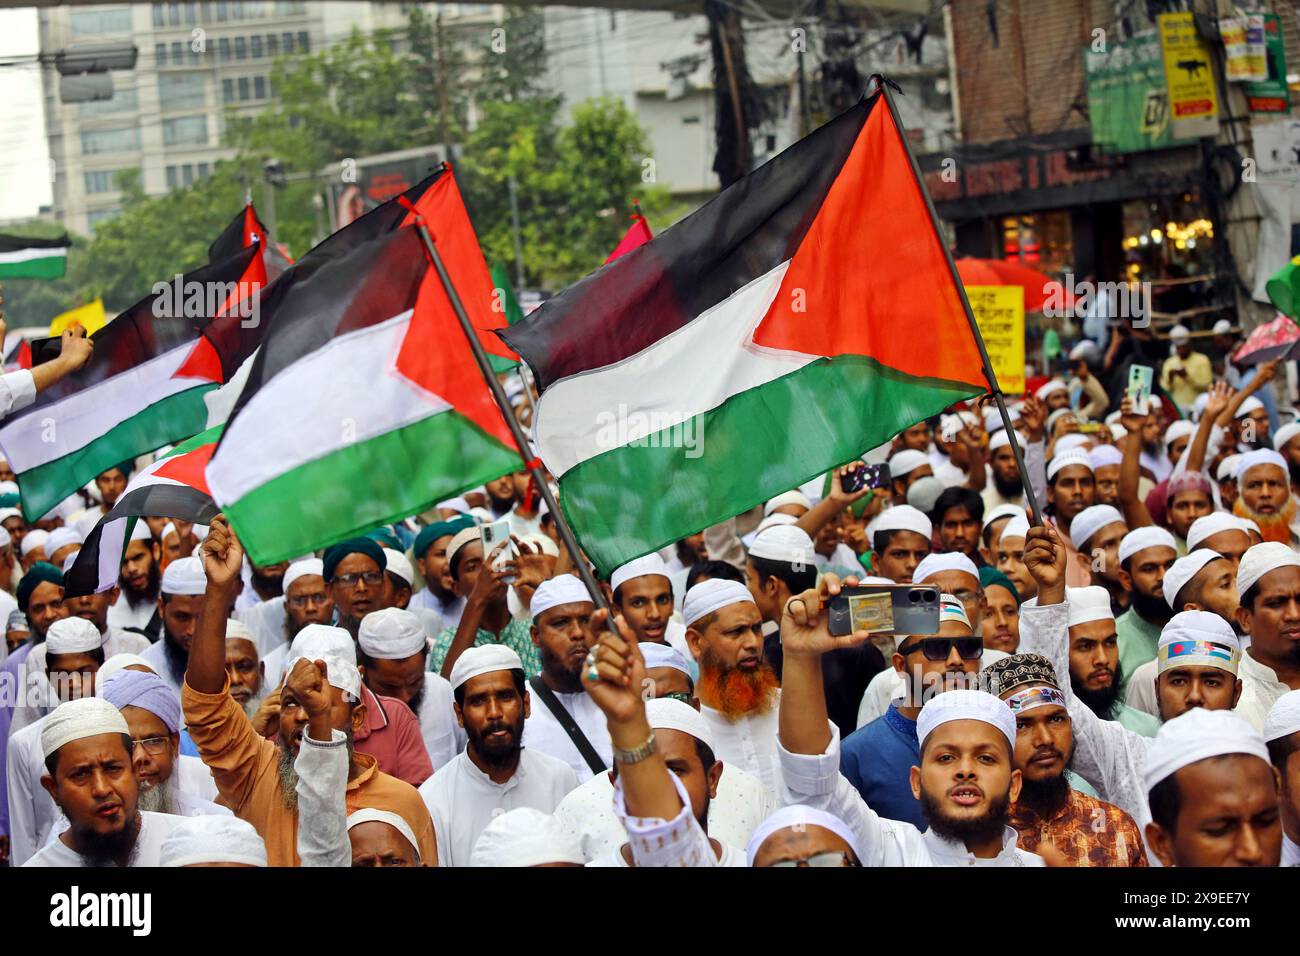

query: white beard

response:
[137,773,179,815]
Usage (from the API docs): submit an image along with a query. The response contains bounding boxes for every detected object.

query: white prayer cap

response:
[983,406,1005,435]
[1190,391,1210,423]
[286,652,360,702]
[469,808,583,867]
[446,526,482,566]
[46,527,82,555]
[1118,526,1176,566]
[161,556,206,595]
[1035,380,1067,400]
[45,616,104,656]
[519,533,558,558]
[289,623,357,664]
[449,644,524,690]
[1217,455,1242,482]
[1105,410,1124,425]
[640,643,693,678]
[225,619,254,643]
[128,521,153,543]
[938,593,972,629]
[1170,324,1190,343]
[1055,434,1091,455]
[1235,396,1265,419]
[646,696,714,750]
[888,449,930,478]
[1236,542,1300,600]
[530,574,593,620]
[1157,610,1241,674]
[379,548,414,586]
[913,552,979,586]
[1213,319,1234,336]
[1232,447,1284,481]
[1068,504,1125,551]
[916,688,1016,751]
[1068,339,1098,361]
[347,808,421,863]
[983,503,1023,530]
[358,607,426,660]
[754,512,798,535]
[436,496,470,514]
[161,815,267,868]
[20,529,49,558]
[1263,690,1300,743]
[160,521,179,541]
[1164,420,1195,447]
[907,475,945,511]
[1187,513,1248,552]
[1144,708,1270,793]
[988,429,1018,453]
[1066,585,1114,627]
[1239,518,1262,538]
[1046,450,1092,482]
[0,507,15,526]
[0,526,9,550]
[749,525,816,567]
[683,579,756,628]
[746,805,863,867]
[1163,550,1226,610]
[763,490,812,516]
[1274,422,1300,453]
[41,696,129,759]
[98,653,153,685]
[610,553,671,594]
[282,558,324,592]
[872,505,932,541]
[1046,408,1075,435]
[1000,514,1031,543]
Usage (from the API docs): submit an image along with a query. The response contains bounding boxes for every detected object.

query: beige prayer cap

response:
[469,808,584,867]
[41,697,129,760]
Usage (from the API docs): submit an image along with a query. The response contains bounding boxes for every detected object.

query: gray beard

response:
[278,735,355,811]
[137,774,178,815]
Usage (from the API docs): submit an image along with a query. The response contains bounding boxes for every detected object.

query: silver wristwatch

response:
[612,731,657,765]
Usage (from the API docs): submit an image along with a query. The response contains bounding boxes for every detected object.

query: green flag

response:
[1267,256,1300,320]
[488,262,524,373]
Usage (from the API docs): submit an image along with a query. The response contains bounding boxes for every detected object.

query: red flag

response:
[604,205,653,264]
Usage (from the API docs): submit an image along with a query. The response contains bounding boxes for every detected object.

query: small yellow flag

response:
[50,298,107,336]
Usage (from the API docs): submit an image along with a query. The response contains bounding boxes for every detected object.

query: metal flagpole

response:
[872,75,1045,527]
[408,216,620,628]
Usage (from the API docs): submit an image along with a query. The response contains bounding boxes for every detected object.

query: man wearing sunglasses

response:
[840,591,983,829]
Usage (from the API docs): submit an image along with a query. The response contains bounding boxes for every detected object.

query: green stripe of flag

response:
[488,262,523,374]
[0,253,68,280]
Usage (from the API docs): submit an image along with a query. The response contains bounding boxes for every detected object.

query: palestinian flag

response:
[64,425,221,597]
[0,219,264,522]
[0,233,70,280]
[208,202,292,284]
[603,203,653,264]
[207,171,522,565]
[502,92,989,576]
[487,262,524,373]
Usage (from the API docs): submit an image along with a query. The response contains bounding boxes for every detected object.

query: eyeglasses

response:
[334,571,383,587]
[661,692,694,705]
[286,592,329,608]
[130,736,171,756]
[768,851,859,868]
[896,636,983,661]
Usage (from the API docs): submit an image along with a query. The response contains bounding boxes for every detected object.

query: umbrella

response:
[955,257,1075,313]
[1231,313,1300,366]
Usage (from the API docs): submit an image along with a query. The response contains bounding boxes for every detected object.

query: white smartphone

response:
[480,519,517,583]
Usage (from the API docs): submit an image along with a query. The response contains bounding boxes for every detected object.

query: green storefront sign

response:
[1245,14,1290,114]
[1085,32,1197,153]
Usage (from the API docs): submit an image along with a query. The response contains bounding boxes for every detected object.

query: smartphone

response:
[827,585,941,636]
[1127,364,1154,416]
[480,519,517,583]
[842,462,892,493]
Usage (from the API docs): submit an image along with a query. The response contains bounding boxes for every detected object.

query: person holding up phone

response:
[1159,325,1213,416]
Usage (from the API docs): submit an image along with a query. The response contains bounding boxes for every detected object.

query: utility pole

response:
[435,8,451,152]
[507,174,525,290]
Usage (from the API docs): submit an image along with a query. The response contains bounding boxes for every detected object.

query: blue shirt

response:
[840,701,927,831]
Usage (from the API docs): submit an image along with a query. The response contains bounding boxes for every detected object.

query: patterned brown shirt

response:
[1008,788,1148,867]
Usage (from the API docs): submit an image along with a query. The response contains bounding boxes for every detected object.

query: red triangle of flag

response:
[171,335,224,384]
[152,442,215,497]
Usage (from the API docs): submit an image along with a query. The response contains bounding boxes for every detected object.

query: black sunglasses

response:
[897,636,983,661]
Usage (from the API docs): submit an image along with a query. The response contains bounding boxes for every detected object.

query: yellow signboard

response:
[966,285,1025,395]
[1160,12,1220,139]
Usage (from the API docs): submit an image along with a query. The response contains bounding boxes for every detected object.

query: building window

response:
[253,75,266,99]
[232,1,245,19]
[162,115,208,146]
[155,43,167,66]
[282,32,294,53]
[216,1,229,21]
[159,73,206,110]
[86,209,122,231]
[84,170,122,194]
[186,2,199,24]
[297,31,309,52]
[198,162,211,178]
[267,33,278,55]
[166,166,178,189]
[153,6,165,27]
[78,87,139,116]
[218,37,231,61]
[235,36,247,59]
[237,76,250,100]
[81,127,141,155]
[222,78,235,102]
[251,34,263,58]
[171,42,183,64]
[71,8,132,36]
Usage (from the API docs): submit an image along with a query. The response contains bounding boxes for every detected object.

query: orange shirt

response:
[182,676,437,867]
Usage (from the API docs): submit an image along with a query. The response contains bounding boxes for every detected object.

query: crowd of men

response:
[1,317,1298,869]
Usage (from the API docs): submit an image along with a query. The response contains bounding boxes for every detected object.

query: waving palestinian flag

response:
[502,91,989,575]
[0,233,70,280]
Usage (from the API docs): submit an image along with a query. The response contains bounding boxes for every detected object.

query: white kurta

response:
[416,672,464,772]
[1234,650,1294,732]
[1123,658,1160,718]
[700,693,781,793]
[6,714,56,866]
[0,370,35,421]
[551,760,776,861]
[778,723,1043,867]
[236,595,288,657]
[419,748,577,867]
[106,597,157,634]
[137,639,183,698]
[22,810,183,867]
[522,686,613,782]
